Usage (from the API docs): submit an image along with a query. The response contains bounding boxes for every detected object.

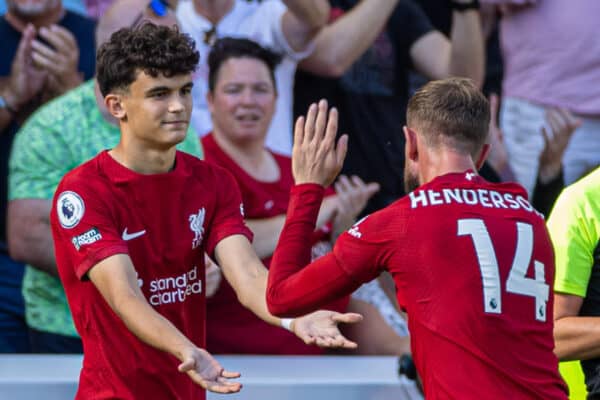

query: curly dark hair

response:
[96,22,199,96]
[208,37,282,93]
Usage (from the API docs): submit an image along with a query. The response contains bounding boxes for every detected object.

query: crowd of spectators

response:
[1,0,598,396]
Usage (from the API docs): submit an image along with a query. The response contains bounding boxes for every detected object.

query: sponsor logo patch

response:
[72,228,102,250]
[57,191,85,229]
[148,266,202,306]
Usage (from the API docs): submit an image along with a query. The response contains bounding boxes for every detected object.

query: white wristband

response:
[280,318,294,332]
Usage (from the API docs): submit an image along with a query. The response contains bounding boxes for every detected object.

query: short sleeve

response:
[241,0,314,61]
[393,0,435,54]
[548,187,599,297]
[204,167,253,257]
[51,178,128,280]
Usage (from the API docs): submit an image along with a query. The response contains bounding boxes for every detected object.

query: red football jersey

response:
[268,172,568,399]
[202,134,347,354]
[51,150,252,400]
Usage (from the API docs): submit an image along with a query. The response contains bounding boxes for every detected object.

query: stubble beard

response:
[403,164,420,194]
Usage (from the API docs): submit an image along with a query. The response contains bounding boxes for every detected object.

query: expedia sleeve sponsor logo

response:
[72,228,103,250]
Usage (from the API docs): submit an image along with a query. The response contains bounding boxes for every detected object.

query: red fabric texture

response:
[51,150,251,399]
[202,134,347,354]
[268,171,568,399]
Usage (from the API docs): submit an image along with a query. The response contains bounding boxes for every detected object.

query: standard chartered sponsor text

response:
[148,266,202,306]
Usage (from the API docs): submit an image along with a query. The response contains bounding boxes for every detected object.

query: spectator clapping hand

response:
[4,24,48,113]
[538,108,581,183]
[485,94,510,176]
[31,24,83,96]
[332,175,379,237]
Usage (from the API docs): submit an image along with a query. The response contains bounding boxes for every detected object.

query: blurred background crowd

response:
[1,0,598,397]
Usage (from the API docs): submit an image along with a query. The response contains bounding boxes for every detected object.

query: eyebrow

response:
[145,86,170,96]
[144,81,194,96]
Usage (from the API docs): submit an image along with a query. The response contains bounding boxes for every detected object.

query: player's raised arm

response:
[266,100,369,316]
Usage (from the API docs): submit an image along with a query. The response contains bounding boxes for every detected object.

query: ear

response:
[105,94,126,120]
[403,126,418,162]
[475,143,490,170]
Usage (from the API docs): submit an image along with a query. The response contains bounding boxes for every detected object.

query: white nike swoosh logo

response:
[122,228,146,241]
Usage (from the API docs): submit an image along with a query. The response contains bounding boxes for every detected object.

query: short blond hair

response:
[407,78,490,156]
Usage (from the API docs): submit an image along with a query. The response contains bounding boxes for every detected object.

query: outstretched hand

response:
[292,99,348,187]
[178,346,242,393]
[292,309,363,349]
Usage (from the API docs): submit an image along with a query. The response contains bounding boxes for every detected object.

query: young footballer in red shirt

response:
[267,79,569,399]
[50,23,361,400]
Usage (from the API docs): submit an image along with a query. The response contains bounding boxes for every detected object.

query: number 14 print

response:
[458,219,549,322]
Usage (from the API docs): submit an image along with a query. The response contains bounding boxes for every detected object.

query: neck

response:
[5,3,65,31]
[212,129,279,182]
[110,138,177,175]
[420,147,477,185]
[193,0,234,24]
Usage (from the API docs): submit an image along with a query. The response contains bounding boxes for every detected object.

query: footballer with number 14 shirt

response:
[267,80,569,399]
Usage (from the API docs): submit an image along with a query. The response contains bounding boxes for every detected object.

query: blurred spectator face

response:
[7,0,60,17]
[208,57,276,145]
[96,0,179,50]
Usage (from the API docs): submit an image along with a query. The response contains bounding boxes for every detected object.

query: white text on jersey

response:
[409,188,543,217]
[148,265,202,306]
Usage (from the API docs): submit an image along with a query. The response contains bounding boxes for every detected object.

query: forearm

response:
[113,290,196,360]
[90,256,197,362]
[267,185,359,316]
[7,200,58,276]
[283,0,330,30]
[449,10,485,86]
[246,216,285,259]
[246,197,337,259]
[554,317,600,361]
[215,235,283,327]
[300,0,399,77]
[238,268,284,327]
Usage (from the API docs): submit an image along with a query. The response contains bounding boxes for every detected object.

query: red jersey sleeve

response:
[334,210,397,282]
[204,166,253,258]
[51,177,128,280]
[267,184,362,317]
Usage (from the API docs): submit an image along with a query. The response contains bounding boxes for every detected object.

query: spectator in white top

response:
[177,0,329,156]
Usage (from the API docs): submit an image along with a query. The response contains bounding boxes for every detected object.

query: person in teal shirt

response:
[7,2,202,352]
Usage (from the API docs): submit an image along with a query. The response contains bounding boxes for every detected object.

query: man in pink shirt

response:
[485,0,600,194]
